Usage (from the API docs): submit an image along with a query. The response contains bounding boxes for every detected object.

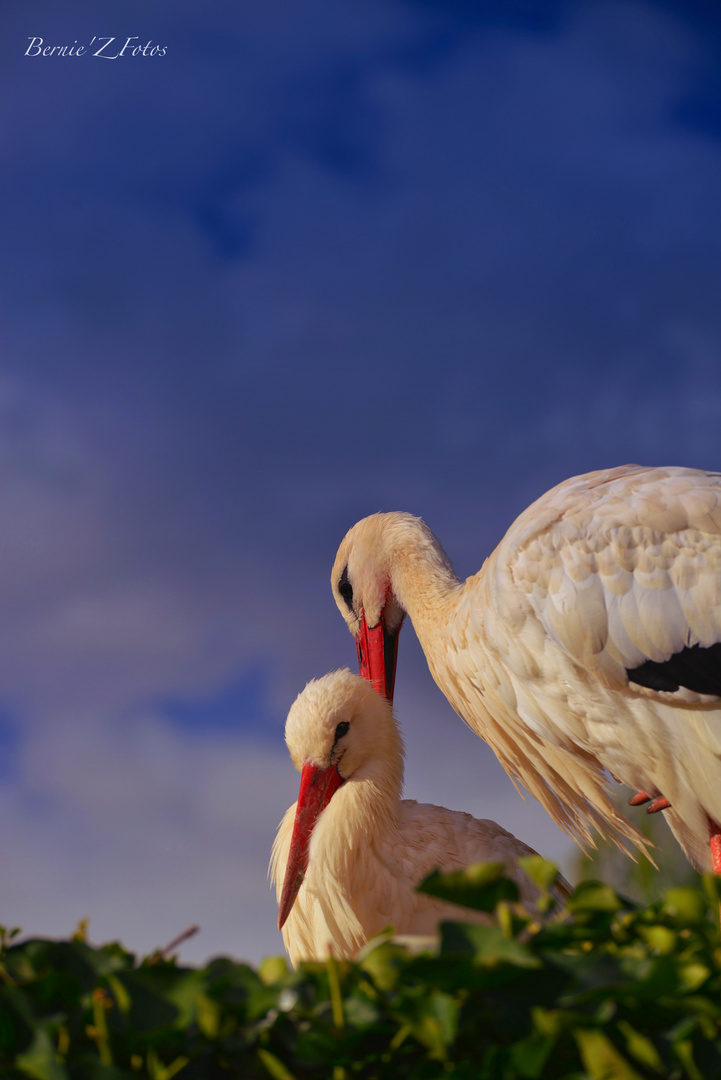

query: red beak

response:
[278,762,344,930]
[356,610,402,702]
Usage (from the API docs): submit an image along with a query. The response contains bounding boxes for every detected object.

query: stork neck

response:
[312,765,402,874]
[353,770,400,832]
[387,525,463,635]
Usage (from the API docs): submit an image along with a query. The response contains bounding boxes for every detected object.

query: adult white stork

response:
[330,465,721,875]
[271,669,570,966]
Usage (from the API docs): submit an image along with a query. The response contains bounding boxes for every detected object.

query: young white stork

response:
[330,465,721,875]
[271,669,570,966]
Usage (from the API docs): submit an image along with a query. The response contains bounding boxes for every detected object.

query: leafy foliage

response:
[2,863,721,1079]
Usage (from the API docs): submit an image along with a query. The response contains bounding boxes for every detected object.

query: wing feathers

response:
[505,468,721,698]
[628,642,721,696]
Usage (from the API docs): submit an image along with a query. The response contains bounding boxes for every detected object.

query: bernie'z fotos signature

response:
[26,37,167,58]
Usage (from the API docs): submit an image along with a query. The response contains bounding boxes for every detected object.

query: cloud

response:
[0,709,299,962]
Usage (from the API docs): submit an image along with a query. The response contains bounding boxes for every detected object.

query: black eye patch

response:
[334,721,350,741]
[338,566,353,611]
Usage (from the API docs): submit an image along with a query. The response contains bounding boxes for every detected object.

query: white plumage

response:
[270,669,570,967]
[331,465,721,873]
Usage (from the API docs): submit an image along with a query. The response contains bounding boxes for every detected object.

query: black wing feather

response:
[627,642,721,696]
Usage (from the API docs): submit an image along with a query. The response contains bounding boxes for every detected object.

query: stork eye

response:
[338,566,353,611]
[335,721,350,741]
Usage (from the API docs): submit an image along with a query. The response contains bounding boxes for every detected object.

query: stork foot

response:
[646,796,672,814]
[628,790,671,813]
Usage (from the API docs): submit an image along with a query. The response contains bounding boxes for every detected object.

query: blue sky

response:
[2,0,721,963]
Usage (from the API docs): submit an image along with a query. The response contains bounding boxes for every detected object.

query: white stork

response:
[271,669,570,966]
[330,465,721,875]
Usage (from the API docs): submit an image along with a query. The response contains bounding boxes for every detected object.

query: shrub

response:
[1,861,720,1079]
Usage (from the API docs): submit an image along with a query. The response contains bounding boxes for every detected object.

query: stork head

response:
[278,668,403,930]
[331,511,455,702]
[331,513,410,701]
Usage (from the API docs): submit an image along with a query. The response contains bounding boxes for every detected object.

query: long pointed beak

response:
[278,762,344,930]
[356,610,402,702]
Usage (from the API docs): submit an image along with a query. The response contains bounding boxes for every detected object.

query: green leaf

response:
[508,1033,556,1078]
[205,958,275,1022]
[0,985,34,1053]
[342,993,380,1027]
[673,1040,705,1080]
[637,925,676,954]
[440,922,541,970]
[661,887,707,925]
[676,962,711,993]
[111,971,179,1032]
[257,1048,296,1080]
[516,856,561,894]
[616,954,681,999]
[16,1027,69,1080]
[402,990,458,1061]
[574,1028,645,1080]
[160,969,207,1028]
[418,861,520,912]
[616,1021,665,1074]
[196,992,222,1038]
[701,874,721,933]
[357,941,407,992]
[106,974,131,1015]
[258,956,290,986]
[567,880,623,914]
